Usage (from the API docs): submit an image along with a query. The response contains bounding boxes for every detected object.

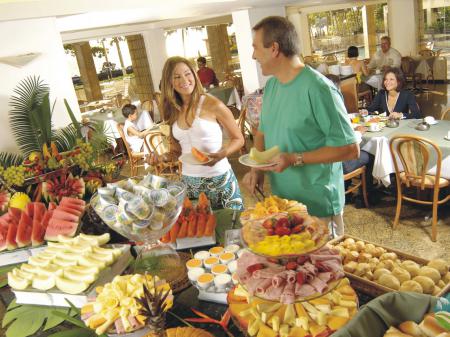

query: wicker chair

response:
[144,132,181,179]
[439,107,449,120]
[116,123,145,177]
[344,166,369,208]
[389,135,450,241]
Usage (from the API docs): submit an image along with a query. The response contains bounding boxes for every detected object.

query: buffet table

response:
[361,119,450,186]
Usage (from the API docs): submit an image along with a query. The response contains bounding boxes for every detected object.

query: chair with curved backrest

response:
[116,123,145,177]
[419,49,435,57]
[144,132,181,179]
[389,135,450,241]
[236,106,250,155]
[401,57,423,91]
[141,100,154,122]
[344,166,369,208]
[440,107,449,120]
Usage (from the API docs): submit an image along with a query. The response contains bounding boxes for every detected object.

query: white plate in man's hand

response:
[238,154,277,168]
[179,153,212,165]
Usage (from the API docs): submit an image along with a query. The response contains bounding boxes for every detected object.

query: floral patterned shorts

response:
[181,169,243,210]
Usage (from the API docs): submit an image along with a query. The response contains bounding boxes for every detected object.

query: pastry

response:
[398,321,424,336]
[392,267,411,283]
[427,259,449,277]
[378,273,400,290]
[399,280,423,293]
[384,326,414,337]
[374,268,391,280]
[419,267,441,284]
[380,252,398,261]
[412,276,435,294]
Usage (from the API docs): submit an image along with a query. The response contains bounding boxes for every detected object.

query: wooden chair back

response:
[344,166,369,208]
[144,132,181,178]
[117,123,145,176]
[440,107,449,120]
[419,49,435,57]
[236,106,249,154]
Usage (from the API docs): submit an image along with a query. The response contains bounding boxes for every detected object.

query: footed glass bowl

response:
[90,174,186,281]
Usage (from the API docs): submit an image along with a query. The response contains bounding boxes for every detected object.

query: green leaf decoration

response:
[51,310,87,329]
[0,152,24,168]
[64,99,82,139]
[6,299,19,311]
[53,125,78,152]
[46,327,98,337]
[9,76,49,157]
[44,308,76,331]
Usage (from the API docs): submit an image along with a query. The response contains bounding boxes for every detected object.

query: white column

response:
[232,6,286,95]
[362,6,370,59]
[388,0,418,56]
[287,11,311,58]
[142,28,167,92]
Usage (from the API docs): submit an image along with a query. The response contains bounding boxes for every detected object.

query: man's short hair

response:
[252,16,300,58]
[382,67,405,91]
[122,104,137,118]
[381,36,391,44]
[347,46,359,58]
[197,56,206,64]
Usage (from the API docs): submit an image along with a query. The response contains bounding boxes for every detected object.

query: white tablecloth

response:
[361,120,450,186]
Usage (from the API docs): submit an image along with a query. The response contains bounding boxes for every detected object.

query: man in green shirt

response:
[243,16,359,236]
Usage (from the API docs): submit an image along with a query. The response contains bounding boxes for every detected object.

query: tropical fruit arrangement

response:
[228,278,358,337]
[81,274,173,335]
[7,233,123,294]
[237,248,344,304]
[0,196,85,251]
[160,193,216,244]
[332,238,450,295]
[241,196,328,257]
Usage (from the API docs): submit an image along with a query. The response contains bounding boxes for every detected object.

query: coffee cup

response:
[369,123,380,132]
[424,116,435,125]
[447,131,450,139]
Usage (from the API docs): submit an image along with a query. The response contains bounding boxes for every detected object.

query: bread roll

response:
[364,271,374,281]
[419,316,446,337]
[384,326,414,337]
[432,285,442,296]
[355,263,371,277]
[358,253,372,263]
[365,243,376,252]
[344,251,359,264]
[384,259,396,271]
[444,272,450,283]
[403,264,421,278]
[344,238,355,246]
[344,261,358,273]
[379,273,401,290]
[413,276,435,294]
[419,266,441,284]
[399,280,423,293]
[398,321,424,336]
[374,268,392,280]
[392,267,411,283]
[355,240,366,251]
[427,259,449,277]
[346,243,357,252]
[437,280,446,288]
[381,252,398,261]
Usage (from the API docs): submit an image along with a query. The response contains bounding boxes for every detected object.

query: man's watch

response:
[293,153,305,167]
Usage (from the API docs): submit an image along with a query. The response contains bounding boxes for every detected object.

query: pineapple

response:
[139,277,171,337]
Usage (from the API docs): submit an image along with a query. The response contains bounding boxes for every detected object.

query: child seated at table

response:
[122,104,154,153]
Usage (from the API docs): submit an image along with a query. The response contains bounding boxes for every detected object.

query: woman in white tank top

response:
[158,56,244,210]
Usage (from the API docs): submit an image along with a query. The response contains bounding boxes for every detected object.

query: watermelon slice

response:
[31,218,45,247]
[57,206,82,217]
[0,217,9,251]
[6,222,18,250]
[45,218,78,241]
[16,212,33,248]
[52,209,79,222]
[8,207,22,223]
[25,203,34,219]
[33,202,47,222]
[60,197,85,207]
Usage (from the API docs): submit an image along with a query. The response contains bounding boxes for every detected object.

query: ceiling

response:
[0,0,353,33]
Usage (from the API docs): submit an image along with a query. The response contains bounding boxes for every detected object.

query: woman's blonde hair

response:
[160,56,204,126]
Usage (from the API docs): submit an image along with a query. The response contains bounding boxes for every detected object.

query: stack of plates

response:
[328,65,340,76]
[340,65,354,76]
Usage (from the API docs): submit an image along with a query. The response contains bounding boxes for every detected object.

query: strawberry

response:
[275,217,289,228]
[290,213,305,226]
[285,261,298,270]
[262,218,274,229]
[267,228,275,236]
[275,227,291,236]
[296,272,305,285]
[247,263,265,274]
[291,224,305,234]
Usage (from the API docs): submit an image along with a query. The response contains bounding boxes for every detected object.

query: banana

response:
[63,269,96,283]
[8,272,30,290]
[56,276,89,294]
[12,268,34,280]
[79,233,111,246]
[32,274,56,291]
[29,256,51,267]
[79,256,106,269]
[249,146,280,164]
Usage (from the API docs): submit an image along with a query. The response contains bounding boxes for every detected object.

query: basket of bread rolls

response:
[329,236,450,297]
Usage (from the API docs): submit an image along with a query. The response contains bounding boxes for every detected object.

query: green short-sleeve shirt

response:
[259,66,357,217]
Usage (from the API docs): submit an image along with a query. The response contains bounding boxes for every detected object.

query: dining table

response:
[360,119,450,186]
[208,86,241,110]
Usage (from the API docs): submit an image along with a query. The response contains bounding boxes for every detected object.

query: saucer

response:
[444,136,450,141]
[428,120,438,125]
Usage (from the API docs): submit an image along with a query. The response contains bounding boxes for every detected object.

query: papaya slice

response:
[191,147,209,163]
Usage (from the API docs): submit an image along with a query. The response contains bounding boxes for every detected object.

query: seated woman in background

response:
[346,46,369,80]
[367,67,421,119]
[158,56,244,210]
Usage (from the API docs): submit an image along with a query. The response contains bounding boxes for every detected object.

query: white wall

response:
[388,0,418,56]
[0,17,80,154]
[142,29,168,92]
[232,6,286,95]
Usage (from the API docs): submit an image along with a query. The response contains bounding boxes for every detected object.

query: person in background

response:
[122,104,155,153]
[367,36,402,71]
[242,16,359,237]
[159,56,244,210]
[196,56,219,88]
[367,67,421,119]
[346,46,369,82]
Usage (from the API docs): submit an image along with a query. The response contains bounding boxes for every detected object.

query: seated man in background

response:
[197,56,219,88]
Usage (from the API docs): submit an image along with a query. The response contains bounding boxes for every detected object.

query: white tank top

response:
[172,95,231,177]
[124,119,143,153]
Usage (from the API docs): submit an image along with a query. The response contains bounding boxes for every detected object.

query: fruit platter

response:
[160,193,216,249]
[241,196,329,258]
[8,233,133,307]
[236,247,345,304]
[81,274,173,335]
[228,279,358,337]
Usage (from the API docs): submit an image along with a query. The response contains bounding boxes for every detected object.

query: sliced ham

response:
[318,272,333,283]
[295,283,317,297]
[285,270,297,284]
[316,259,343,273]
[264,285,284,301]
[253,266,284,279]
[114,318,125,334]
[255,278,273,295]
[309,276,328,293]
[245,277,261,296]
[280,283,296,304]
[272,271,288,288]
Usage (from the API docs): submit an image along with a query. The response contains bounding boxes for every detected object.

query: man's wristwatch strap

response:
[293,153,305,166]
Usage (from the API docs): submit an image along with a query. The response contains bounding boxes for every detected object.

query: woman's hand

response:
[204,149,227,166]
[390,112,403,120]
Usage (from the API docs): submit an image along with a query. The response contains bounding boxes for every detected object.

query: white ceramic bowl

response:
[328,65,340,76]
[194,251,210,260]
[214,274,231,290]
[188,267,205,282]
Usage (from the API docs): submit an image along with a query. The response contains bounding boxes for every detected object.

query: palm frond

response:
[53,125,78,152]
[89,120,113,155]
[64,99,82,139]
[0,152,24,168]
[9,76,49,157]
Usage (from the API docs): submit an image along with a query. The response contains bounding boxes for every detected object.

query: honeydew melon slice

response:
[43,246,65,255]
[36,264,63,277]
[56,235,76,243]
[89,252,114,266]
[79,256,106,269]
[66,265,100,275]
[35,251,56,261]
[32,274,56,290]
[63,269,96,283]
[29,256,51,267]
[12,268,34,280]
[65,243,93,253]
[56,276,89,294]
[8,272,31,290]
[47,242,68,249]
[52,257,77,267]
[57,251,81,262]
[21,263,39,274]
[79,233,110,246]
